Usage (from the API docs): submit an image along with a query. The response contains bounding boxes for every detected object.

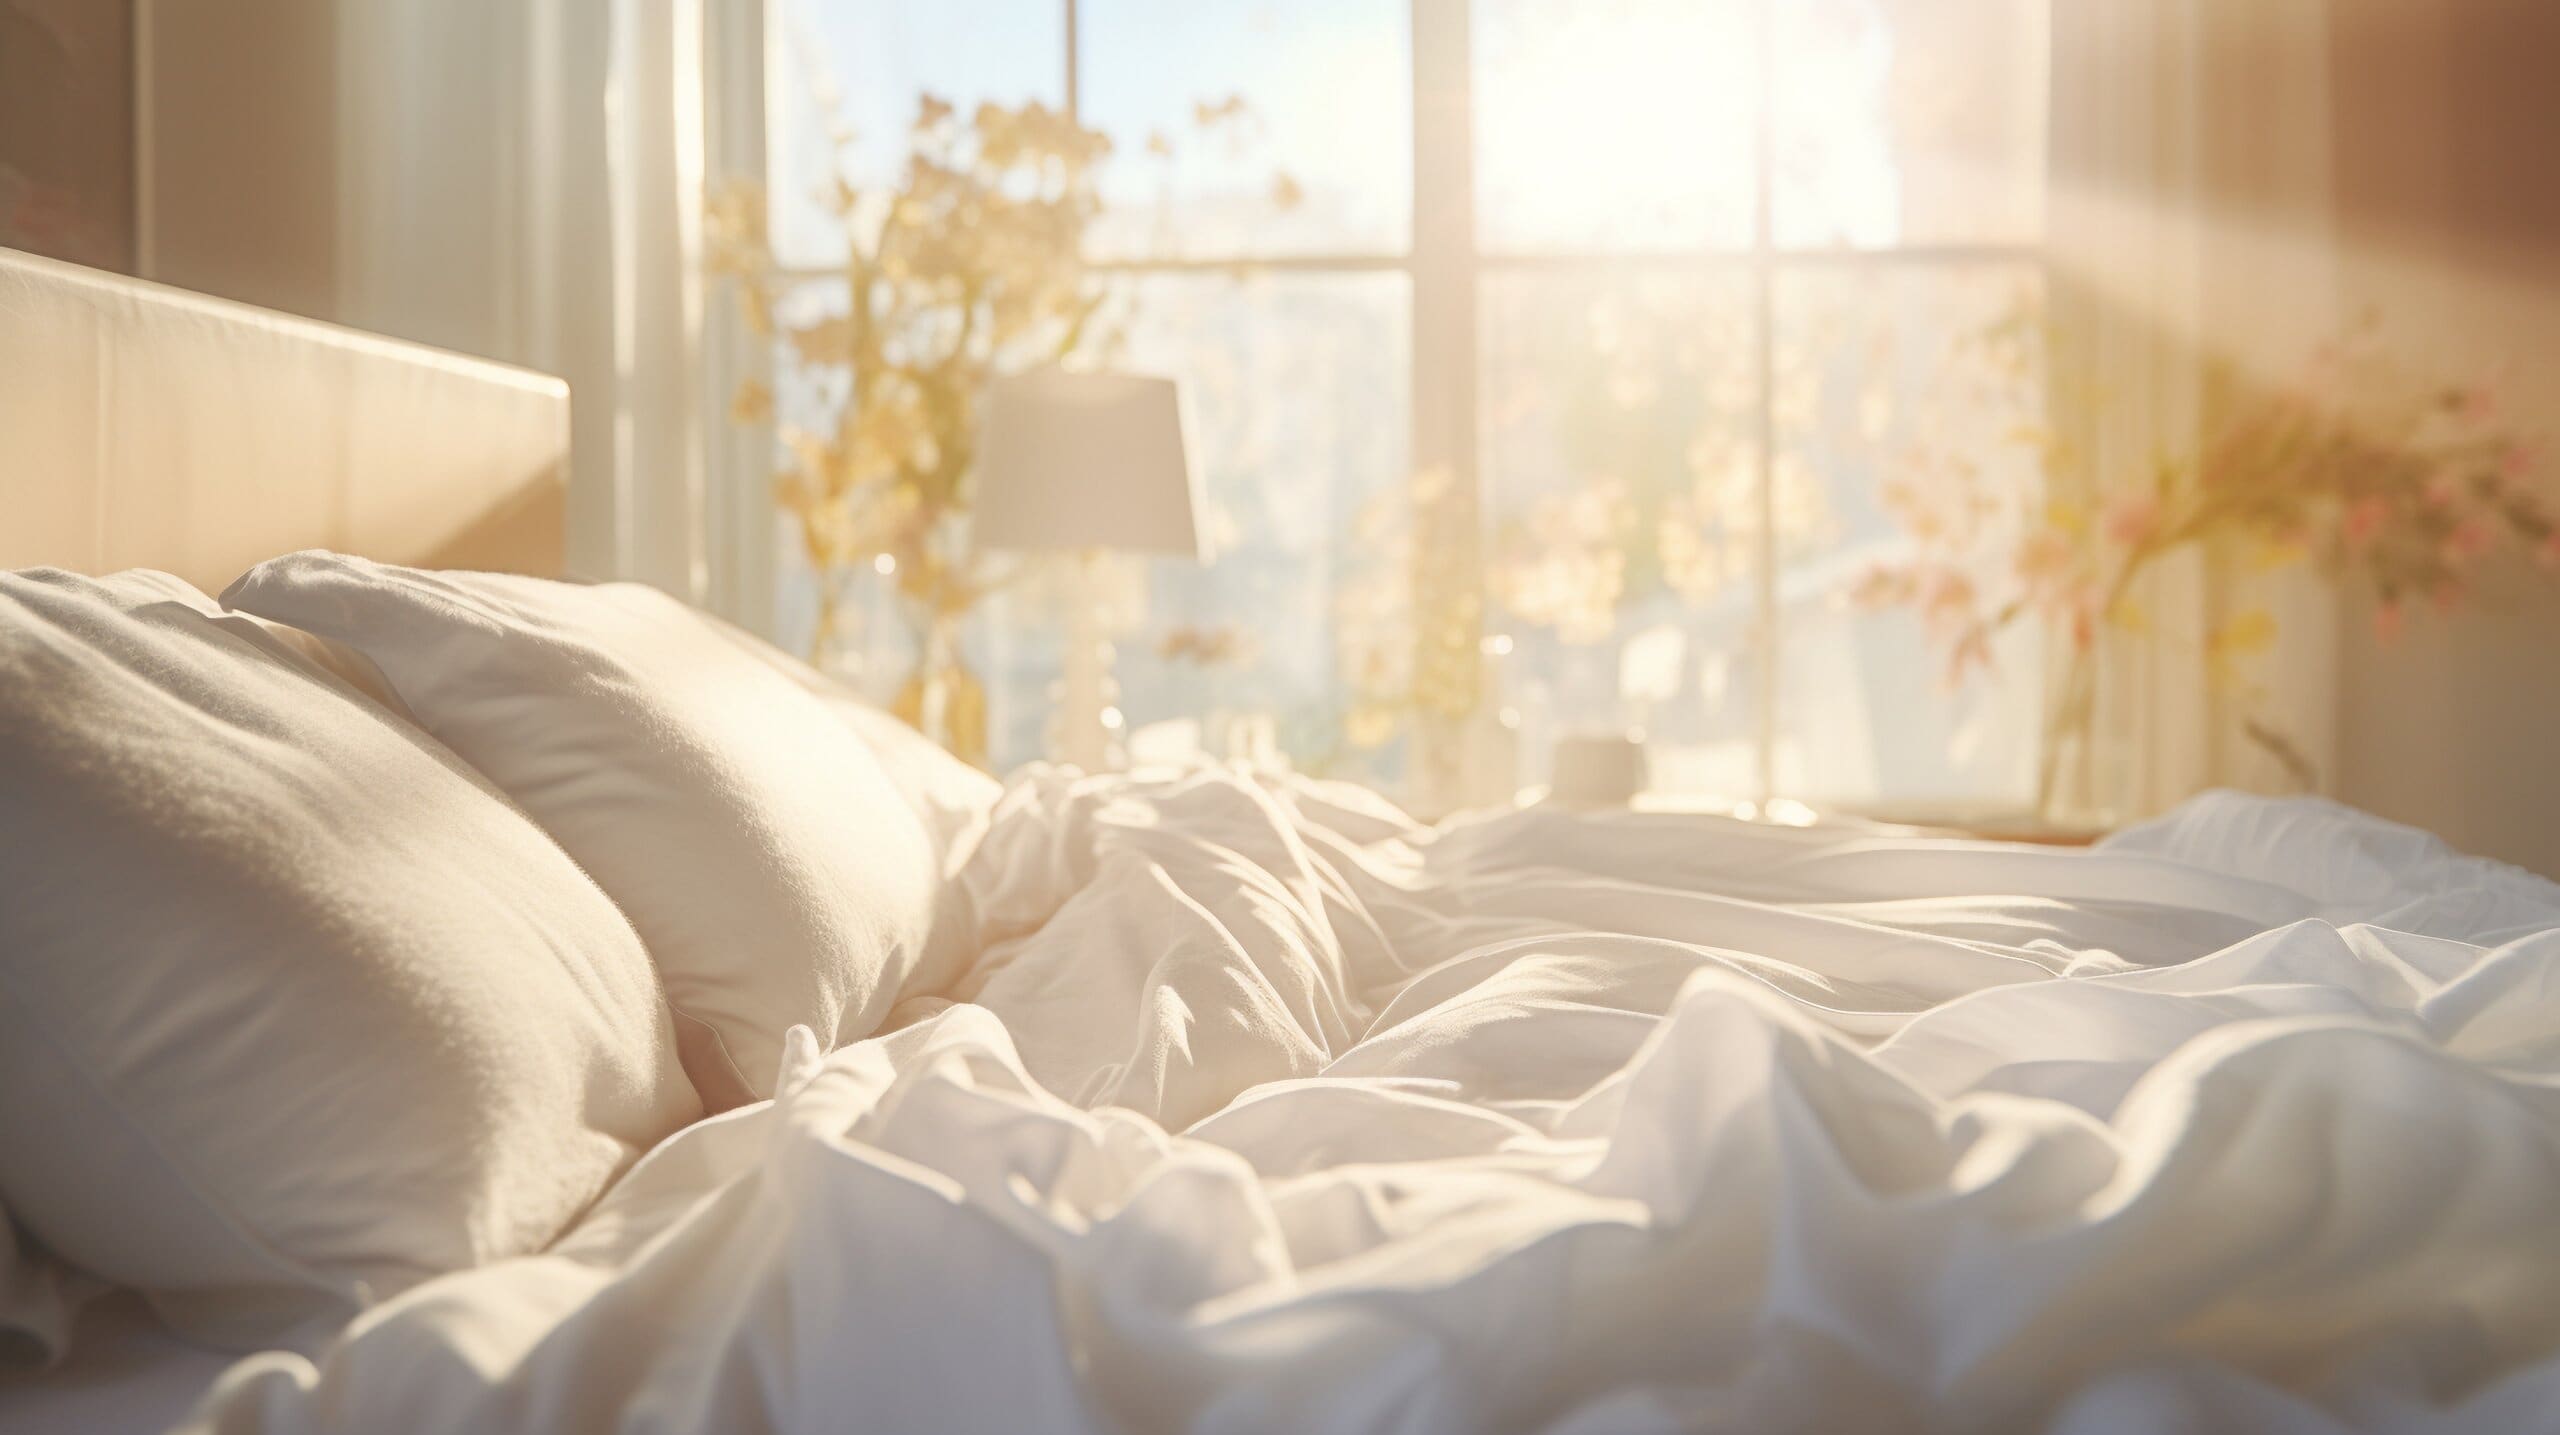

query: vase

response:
[891,610,989,770]
[2034,643,2131,830]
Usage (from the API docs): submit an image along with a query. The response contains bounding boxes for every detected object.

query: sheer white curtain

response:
[2045,0,2342,820]
[333,0,723,606]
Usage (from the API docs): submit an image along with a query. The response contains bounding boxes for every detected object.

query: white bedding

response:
[172,773,2560,1434]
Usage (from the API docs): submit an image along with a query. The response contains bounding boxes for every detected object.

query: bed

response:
[6,249,2560,1435]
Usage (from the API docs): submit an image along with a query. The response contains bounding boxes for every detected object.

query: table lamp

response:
[974,367,1201,772]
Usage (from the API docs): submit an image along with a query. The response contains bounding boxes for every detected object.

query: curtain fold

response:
[334,0,707,601]
[2045,0,2342,820]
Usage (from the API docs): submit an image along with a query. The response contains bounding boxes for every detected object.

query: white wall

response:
[135,0,337,317]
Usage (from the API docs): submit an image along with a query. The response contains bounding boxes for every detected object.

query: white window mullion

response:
[1064,0,1081,120]
[1749,0,1780,804]
[1411,0,1477,519]
[1408,0,1481,805]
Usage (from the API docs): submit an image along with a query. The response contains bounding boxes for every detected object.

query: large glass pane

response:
[1771,262,2044,807]
[1080,0,1411,261]
[1771,0,2047,249]
[1478,270,1768,793]
[973,273,1413,779]
[1473,0,1759,254]
[765,0,1067,267]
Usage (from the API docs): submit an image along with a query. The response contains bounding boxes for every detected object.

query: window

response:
[757,0,2048,809]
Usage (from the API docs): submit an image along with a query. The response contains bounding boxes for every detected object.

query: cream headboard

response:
[1,246,565,592]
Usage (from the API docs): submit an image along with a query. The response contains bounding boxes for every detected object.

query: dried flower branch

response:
[1858,307,2555,806]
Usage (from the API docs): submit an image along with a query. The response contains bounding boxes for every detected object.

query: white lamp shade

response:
[973,368,1202,558]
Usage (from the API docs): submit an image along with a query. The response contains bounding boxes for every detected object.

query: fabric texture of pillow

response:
[0,568,700,1352]
[225,553,947,1111]
[700,611,1006,1012]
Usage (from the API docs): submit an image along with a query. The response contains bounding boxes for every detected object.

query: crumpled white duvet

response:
[184,771,2560,1434]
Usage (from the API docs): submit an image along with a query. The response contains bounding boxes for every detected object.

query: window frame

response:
[744,0,2047,803]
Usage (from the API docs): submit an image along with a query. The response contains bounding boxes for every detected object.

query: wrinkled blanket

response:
[187,771,2560,1433]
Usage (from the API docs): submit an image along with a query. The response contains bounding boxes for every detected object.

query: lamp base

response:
[1052,550,1120,772]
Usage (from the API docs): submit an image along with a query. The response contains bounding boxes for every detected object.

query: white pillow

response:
[698,609,1003,875]
[0,569,699,1351]
[225,553,946,1110]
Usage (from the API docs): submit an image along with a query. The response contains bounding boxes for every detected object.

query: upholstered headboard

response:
[1,246,565,592]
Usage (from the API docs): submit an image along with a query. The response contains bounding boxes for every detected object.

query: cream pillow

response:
[0,568,699,1351]
[225,553,945,1110]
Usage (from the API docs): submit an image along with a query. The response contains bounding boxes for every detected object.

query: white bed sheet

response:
[151,774,2560,1433]
[0,1293,238,1435]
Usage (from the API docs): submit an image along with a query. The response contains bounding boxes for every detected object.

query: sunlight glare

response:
[1475,0,1759,252]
